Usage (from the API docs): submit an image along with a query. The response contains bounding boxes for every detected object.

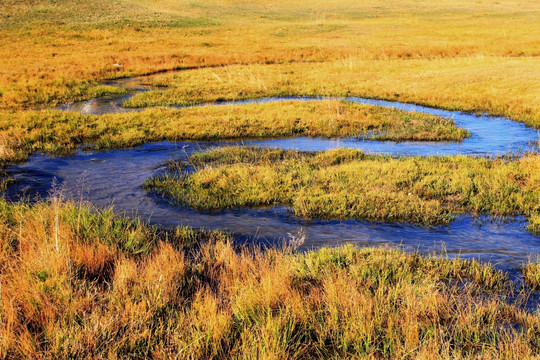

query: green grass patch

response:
[528,214,540,234]
[523,258,540,289]
[146,147,540,228]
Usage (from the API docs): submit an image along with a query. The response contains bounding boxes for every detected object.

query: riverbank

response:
[0,100,468,167]
[1,199,540,358]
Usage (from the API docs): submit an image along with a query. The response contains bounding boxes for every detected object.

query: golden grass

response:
[0,2,538,357]
[146,147,540,228]
[0,0,538,125]
[2,198,540,358]
[126,58,540,127]
[0,101,468,166]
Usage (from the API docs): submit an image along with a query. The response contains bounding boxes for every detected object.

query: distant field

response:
[126,58,540,127]
[0,0,539,126]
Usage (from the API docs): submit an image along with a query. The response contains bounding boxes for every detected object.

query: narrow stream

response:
[6,71,539,273]
[58,74,539,156]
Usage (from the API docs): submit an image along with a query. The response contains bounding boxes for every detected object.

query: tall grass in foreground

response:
[1,199,540,358]
[146,147,540,230]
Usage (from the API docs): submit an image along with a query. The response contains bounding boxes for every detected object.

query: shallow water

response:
[59,73,539,156]
[9,71,538,273]
[5,141,540,273]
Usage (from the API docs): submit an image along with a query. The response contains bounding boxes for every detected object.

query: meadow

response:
[2,199,540,359]
[124,59,540,128]
[1,0,539,127]
[1,0,540,358]
[146,147,540,231]
[0,101,467,166]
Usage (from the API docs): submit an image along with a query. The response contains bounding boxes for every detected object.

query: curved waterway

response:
[6,72,539,272]
[59,74,539,156]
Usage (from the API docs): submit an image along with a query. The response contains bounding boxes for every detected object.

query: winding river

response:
[6,71,540,273]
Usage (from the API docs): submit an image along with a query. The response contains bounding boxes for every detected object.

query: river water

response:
[6,72,539,272]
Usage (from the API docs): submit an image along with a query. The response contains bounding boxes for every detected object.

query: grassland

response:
[0,0,537,164]
[0,0,539,129]
[0,100,468,166]
[146,147,540,229]
[3,199,540,358]
[1,0,540,357]
[125,58,540,128]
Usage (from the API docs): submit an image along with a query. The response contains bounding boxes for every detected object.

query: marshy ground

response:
[1,0,540,358]
[0,100,469,166]
[1,199,540,359]
[146,147,540,231]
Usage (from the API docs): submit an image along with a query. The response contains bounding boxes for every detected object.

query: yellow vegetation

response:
[0,100,467,165]
[1,199,539,358]
[0,1,539,357]
[0,0,538,128]
[127,58,540,127]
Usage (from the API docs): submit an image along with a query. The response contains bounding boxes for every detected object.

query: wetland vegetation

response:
[123,60,540,129]
[0,0,539,358]
[2,199,540,358]
[0,101,468,166]
[146,147,540,230]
